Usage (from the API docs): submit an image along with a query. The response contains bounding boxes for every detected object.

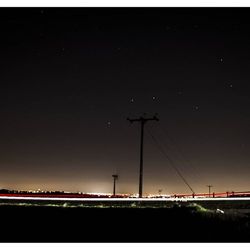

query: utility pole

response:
[127,114,159,198]
[112,174,118,196]
[158,189,162,196]
[207,185,213,197]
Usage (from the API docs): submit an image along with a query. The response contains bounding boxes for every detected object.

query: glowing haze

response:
[0,8,250,195]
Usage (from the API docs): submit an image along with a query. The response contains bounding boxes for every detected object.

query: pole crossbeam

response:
[127,115,159,124]
[127,114,159,198]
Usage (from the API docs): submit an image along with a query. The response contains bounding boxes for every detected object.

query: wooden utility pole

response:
[127,114,159,198]
[207,185,213,197]
[112,174,118,196]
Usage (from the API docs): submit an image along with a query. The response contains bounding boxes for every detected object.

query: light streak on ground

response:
[0,196,250,201]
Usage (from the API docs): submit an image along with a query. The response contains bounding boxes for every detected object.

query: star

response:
[107,121,112,127]
[194,105,199,110]
[60,48,66,56]
[130,98,134,103]
[152,96,156,100]
[220,58,223,62]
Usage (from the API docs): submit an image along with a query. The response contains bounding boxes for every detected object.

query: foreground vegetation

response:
[0,201,249,242]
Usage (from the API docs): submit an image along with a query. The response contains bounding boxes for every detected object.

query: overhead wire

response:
[159,124,201,172]
[151,123,203,185]
[146,127,195,194]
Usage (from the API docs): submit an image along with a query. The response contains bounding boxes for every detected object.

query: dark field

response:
[1,200,250,242]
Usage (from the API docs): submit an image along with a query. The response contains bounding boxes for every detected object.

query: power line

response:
[153,124,202,184]
[146,128,195,194]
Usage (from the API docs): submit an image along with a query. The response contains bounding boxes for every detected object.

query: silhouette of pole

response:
[158,189,162,196]
[207,185,213,197]
[112,174,118,196]
[127,114,159,198]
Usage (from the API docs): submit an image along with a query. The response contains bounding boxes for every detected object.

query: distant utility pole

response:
[207,185,213,197]
[112,174,118,196]
[127,114,159,198]
[158,189,162,196]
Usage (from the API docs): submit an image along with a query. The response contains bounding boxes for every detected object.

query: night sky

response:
[1,8,250,195]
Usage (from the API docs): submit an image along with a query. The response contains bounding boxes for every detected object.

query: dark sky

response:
[1,7,250,195]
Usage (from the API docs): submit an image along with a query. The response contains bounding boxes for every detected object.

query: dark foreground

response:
[0,203,250,242]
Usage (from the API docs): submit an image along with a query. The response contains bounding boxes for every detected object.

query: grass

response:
[0,201,249,242]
